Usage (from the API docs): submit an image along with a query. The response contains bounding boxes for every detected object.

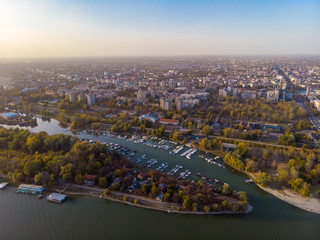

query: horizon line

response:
[1,54,320,61]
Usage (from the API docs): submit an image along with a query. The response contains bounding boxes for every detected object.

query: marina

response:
[0,118,319,239]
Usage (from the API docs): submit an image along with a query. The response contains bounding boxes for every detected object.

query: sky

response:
[0,0,319,58]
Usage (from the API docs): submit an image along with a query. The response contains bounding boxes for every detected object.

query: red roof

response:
[84,174,96,180]
[160,118,178,123]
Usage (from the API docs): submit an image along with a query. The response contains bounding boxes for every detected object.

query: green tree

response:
[192,202,198,212]
[104,188,110,196]
[98,177,107,188]
[34,172,44,184]
[75,174,83,184]
[203,205,210,212]
[222,184,230,195]
[182,195,191,210]
[60,163,74,182]
[255,171,271,187]
[277,164,289,183]
[151,183,159,197]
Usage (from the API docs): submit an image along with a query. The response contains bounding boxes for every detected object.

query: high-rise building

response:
[306,86,311,96]
[78,93,86,103]
[137,90,147,100]
[169,79,176,89]
[160,97,165,109]
[86,93,95,106]
[218,88,227,98]
[176,98,184,111]
[233,88,241,97]
[164,99,172,110]
[160,97,172,110]
[69,92,77,103]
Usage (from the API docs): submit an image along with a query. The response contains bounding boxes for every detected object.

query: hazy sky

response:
[0,0,319,58]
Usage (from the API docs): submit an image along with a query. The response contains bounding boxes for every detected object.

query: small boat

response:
[36,194,43,199]
[245,179,255,184]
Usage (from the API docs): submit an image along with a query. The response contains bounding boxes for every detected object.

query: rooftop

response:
[0,112,19,119]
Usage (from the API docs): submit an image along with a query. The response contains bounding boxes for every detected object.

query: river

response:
[0,117,319,240]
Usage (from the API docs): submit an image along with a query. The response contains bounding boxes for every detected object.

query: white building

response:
[137,90,147,100]
[306,86,311,96]
[314,99,320,111]
[218,88,227,98]
[267,89,280,102]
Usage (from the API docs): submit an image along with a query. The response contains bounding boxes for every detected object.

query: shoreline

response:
[199,147,320,215]
[50,184,253,216]
[255,183,320,214]
[88,131,320,215]
[245,173,320,214]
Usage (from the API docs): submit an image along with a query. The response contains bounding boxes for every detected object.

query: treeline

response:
[198,99,307,125]
[198,137,320,197]
[222,128,262,140]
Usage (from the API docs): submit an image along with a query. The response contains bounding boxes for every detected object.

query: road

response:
[277,66,320,131]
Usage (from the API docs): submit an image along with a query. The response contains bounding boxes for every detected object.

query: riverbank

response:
[51,184,253,215]
[197,144,320,215]
[244,173,320,214]
[256,184,320,214]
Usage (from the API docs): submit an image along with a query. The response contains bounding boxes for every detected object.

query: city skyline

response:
[0,0,319,58]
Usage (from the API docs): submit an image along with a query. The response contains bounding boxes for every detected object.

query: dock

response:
[16,184,44,194]
[47,193,67,203]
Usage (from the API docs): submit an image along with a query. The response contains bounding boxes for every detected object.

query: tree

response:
[99,177,107,188]
[75,174,83,184]
[182,195,191,210]
[222,184,230,195]
[172,132,179,141]
[104,188,110,196]
[245,159,257,172]
[289,178,304,192]
[23,160,42,177]
[201,125,214,136]
[213,203,220,212]
[277,164,289,183]
[199,138,209,149]
[192,202,198,212]
[239,191,247,202]
[34,172,44,184]
[151,183,159,197]
[26,135,43,153]
[141,184,151,195]
[60,163,74,182]
[203,206,210,212]
[163,192,171,202]
[300,182,310,197]
[255,171,271,187]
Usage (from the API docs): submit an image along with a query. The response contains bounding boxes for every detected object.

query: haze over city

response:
[0,1,320,240]
[0,0,319,58]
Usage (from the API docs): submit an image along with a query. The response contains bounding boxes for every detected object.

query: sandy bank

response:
[258,185,320,214]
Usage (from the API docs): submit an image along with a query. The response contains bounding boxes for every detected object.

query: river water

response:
[0,117,319,240]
